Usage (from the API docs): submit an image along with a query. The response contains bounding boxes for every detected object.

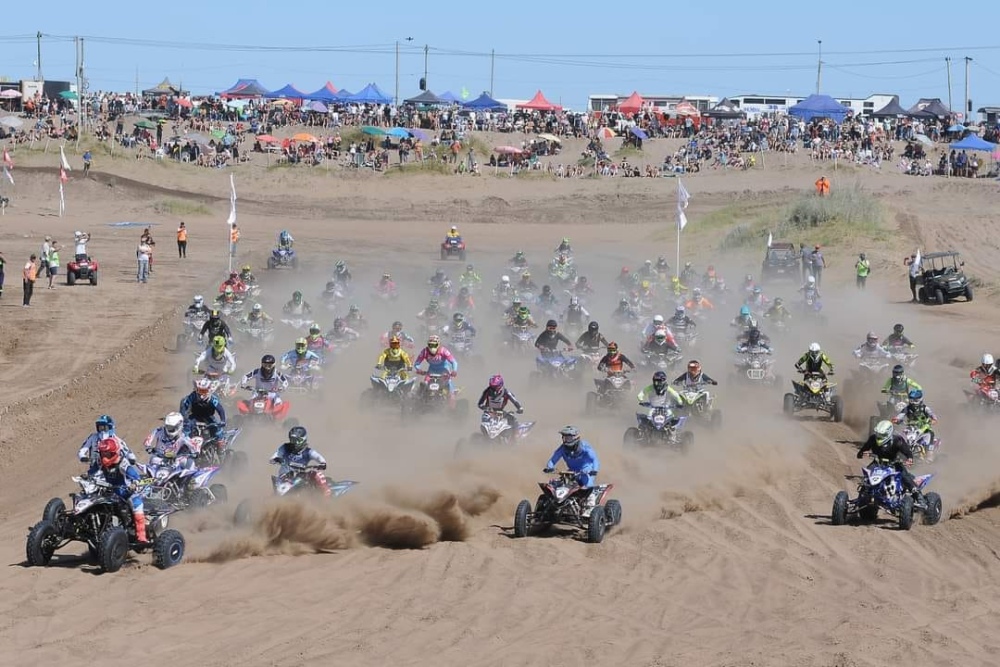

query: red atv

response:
[441,236,467,261]
[234,389,298,429]
[66,255,99,286]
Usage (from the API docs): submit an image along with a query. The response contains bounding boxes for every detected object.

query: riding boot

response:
[133,511,148,543]
[312,471,332,497]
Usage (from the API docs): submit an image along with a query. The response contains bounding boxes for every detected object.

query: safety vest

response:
[856,259,870,277]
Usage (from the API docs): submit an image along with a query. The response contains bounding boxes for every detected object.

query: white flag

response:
[676,179,691,231]
[226,174,237,225]
[913,248,921,269]
[2,166,12,185]
[767,231,773,248]
[60,145,72,171]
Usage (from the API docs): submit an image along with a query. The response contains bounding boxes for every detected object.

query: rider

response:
[669,305,697,331]
[185,295,211,319]
[429,268,449,289]
[564,296,590,328]
[269,426,332,497]
[459,264,481,290]
[510,250,529,268]
[78,414,136,473]
[656,256,671,277]
[576,321,609,352]
[597,342,635,392]
[636,259,657,281]
[642,314,669,342]
[795,342,835,379]
[448,312,477,341]
[240,354,289,407]
[381,320,415,348]
[277,230,295,250]
[510,305,537,329]
[854,332,892,360]
[799,275,821,302]
[215,285,240,307]
[535,319,574,356]
[517,271,538,292]
[685,287,714,311]
[764,297,791,322]
[283,290,313,316]
[193,335,237,376]
[325,318,360,345]
[572,276,595,296]
[543,426,599,494]
[494,275,514,299]
[673,359,719,388]
[416,299,445,328]
[701,265,718,287]
[554,237,572,255]
[617,267,636,292]
[477,374,524,427]
[450,286,475,312]
[642,329,680,356]
[96,438,151,543]
[538,285,558,308]
[331,260,352,286]
[741,274,756,296]
[883,323,915,349]
[971,353,1000,386]
[858,420,920,499]
[143,412,200,474]
[219,271,247,296]
[242,303,273,326]
[883,364,922,399]
[731,305,758,331]
[281,338,323,383]
[375,336,413,378]
[239,264,257,287]
[179,377,227,438]
[305,323,332,353]
[680,261,697,284]
[893,389,939,457]
[413,335,459,405]
[745,285,768,310]
[613,297,638,322]
[637,371,685,410]
[377,272,396,293]
[736,326,772,353]
[446,225,461,240]
[669,276,686,297]
[344,304,366,329]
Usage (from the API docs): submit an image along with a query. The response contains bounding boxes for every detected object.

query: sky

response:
[2,1,1000,113]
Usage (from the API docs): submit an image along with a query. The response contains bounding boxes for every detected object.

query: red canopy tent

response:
[517,90,562,111]
[673,100,700,117]
[618,91,644,114]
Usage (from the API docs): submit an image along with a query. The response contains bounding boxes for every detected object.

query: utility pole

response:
[36,31,43,80]
[815,40,823,95]
[490,49,495,97]
[74,36,82,148]
[946,57,953,114]
[394,40,399,105]
[423,44,429,88]
[965,56,972,122]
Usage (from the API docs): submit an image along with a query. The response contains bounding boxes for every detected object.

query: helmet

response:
[224,286,234,296]
[688,360,702,375]
[453,312,465,324]
[335,260,345,270]
[908,388,923,404]
[752,286,762,295]
[807,276,816,285]
[515,251,525,258]
[740,305,750,316]
[295,338,307,353]
[435,268,445,278]
[562,237,570,245]
[427,299,439,311]
[517,306,530,318]
[693,287,702,297]
[607,341,619,354]
[559,425,581,452]
[569,296,579,306]
[288,426,308,452]
[382,272,392,281]
[542,285,551,294]
[654,330,666,343]
[451,225,458,232]
[209,309,220,320]
[95,414,116,435]
[349,304,360,315]
[211,335,226,353]
[333,318,345,330]
[641,280,651,290]
[873,419,893,445]
[893,323,904,334]
[260,354,276,379]
[193,295,204,307]
[745,274,753,282]
[652,371,667,393]
[512,298,523,308]
[748,328,761,344]
[522,271,531,279]
[163,412,184,439]
[588,321,599,332]
[653,315,665,325]
[866,332,878,344]
[426,335,440,351]
[774,297,783,306]
[252,303,262,314]
[621,267,630,275]
[619,298,629,308]
[489,374,505,394]
[808,342,821,356]
[194,377,213,400]
[501,275,510,284]
[546,319,558,329]
[292,290,303,302]
[466,264,474,271]
[645,260,653,267]
[309,323,321,336]
[578,276,588,284]
[685,262,692,269]
[389,336,401,350]
[892,364,904,377]
[391,320,403,332]
[97,438,122,469]
[459,287,469,296]
[675,306,685,316]
[229,272,238,280]
[982,353,995,367]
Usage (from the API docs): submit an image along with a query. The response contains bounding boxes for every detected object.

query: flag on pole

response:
[2,166,12,185]
[913,248,921,269]
[226,173,237,225]
[59,166,68,184]
[767,231,773,248]
[2,147,12,169]
[676,179,691,231]
[60,145,72,171]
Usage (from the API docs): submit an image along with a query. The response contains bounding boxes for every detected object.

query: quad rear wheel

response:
[98,526,129,573]
[513,500,531,538]
[587,505,607,543]
[26,520,59,566]
[153,529,185,569]
[831,491,848,525]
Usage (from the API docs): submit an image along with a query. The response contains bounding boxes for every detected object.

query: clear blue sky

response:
[2,1,1000,113]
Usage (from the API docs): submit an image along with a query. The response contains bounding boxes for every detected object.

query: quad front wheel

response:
[42,497,65,525]
[605,499,623,527]
[26,520,58,566]
[831,491,848,525]
[98,526,129,573]
[622,427,641,449]
[922,492,943,525]
[782,393,796,416]
[898,496,915,531]
[513,500,531,538]
[153,529,185,569]
[587,505,607,543]
[831,396,844,423]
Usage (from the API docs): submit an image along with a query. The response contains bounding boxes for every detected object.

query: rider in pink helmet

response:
[478,374,524,427]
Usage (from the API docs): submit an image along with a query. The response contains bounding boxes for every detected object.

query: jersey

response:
[194,348,237,375]
[478,387,522,412]
[241,368,289,394]
[270,444,326,477]
[377,349,413,372]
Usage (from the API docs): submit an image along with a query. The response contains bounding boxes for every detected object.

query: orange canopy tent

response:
[517,90,562,111]
[618,91,644,114]
[673,100,700,117]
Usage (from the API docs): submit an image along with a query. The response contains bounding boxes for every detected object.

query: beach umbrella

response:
[494,146,523,155]
[304,100,328,113]
[629,126,649,140]
[292,133,318,143]
[387,127,410,138]
[538,133,561,143]
[256,134,278,143]
[947,124,966,133]
[210,129,227,139]
[595,127,615,139]
[135,119,157,130]
[0,116,24,129]
[361,126,386,136]
[59,90,78,100]
[0,90,21,99]
[407,128,429,141]
[175,98,192,108]
[913,134,933,146]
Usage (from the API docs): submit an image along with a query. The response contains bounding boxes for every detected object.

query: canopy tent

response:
[704,97,744,119]
[517,90,562,111]
[463,92,506,111]
[949,135,996,152]
[265,84,306,100]
[304,81,339,102]
[438,91,462,103]
[404,89,446,105]
[788,94,849,122]
[142,77,187,97]
[618,91,645,114]
[348,83,392,104]
[872,96,908,118]
[218,78,269,98]
[908,98,951,119]
[672,101,700,117]
[333,89,353,100]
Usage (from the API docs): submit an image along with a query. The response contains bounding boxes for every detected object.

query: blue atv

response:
[831,461,941,530]
[530,351,582,386]
[267,247,299,270]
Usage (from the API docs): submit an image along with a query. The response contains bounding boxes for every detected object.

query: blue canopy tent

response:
[463,92,506,111]
[348,83,392,104]
[332,89,353,101]
[304,82,339,102]
[949,134,997,152]
[438,91,461,104]
[788,94,849,122]
[218,78,269,98]
[265,84,306,100]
